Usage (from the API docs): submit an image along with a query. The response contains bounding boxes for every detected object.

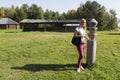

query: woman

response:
[73,18,90,73]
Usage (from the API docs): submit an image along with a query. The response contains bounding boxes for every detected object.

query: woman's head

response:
[80,18,87,30]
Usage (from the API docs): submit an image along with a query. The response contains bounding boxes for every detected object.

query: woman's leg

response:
[77,43,85,68]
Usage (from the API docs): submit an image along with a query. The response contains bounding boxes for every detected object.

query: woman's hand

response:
[74,31,81,37]
[84,35,91,40]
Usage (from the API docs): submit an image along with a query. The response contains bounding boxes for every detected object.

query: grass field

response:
[0,29,120,80]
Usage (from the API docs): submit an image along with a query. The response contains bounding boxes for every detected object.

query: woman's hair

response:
[80,18,87,30]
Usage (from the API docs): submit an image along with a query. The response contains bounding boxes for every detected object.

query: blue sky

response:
[0,0,120,18]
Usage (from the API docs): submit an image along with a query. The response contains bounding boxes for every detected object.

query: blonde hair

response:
[80,18,87,30]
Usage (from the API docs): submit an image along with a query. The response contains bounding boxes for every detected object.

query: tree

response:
[0,8,5,18]
[21,4,29,18]
[108,9,118,30]
[66,9,77,19]
[59,13,66,20]
[76,1,118,30]
[4,5,16,19]
[27,4,44,19]
[44,9,53,19]
[21,4,29,12]
[52,11,60,20]
[38,6,44,19]
[76,3,85,19]
[97,6,109,30]
[14,7,27,22]
[83,1,101,20]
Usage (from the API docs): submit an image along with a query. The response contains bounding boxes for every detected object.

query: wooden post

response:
[44,26,46,32]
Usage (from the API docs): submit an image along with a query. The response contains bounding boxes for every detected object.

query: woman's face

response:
[80,19,86,26]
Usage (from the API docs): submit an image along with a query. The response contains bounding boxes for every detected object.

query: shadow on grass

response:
[11,63,87,72]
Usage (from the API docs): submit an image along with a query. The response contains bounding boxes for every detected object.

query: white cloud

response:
[116,11,120,18]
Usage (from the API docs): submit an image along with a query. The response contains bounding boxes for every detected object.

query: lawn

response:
[0,29,120,80]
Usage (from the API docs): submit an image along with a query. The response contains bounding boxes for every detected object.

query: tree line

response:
[0,1,118,30]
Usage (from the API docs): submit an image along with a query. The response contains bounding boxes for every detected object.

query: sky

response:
[0,0,120,18]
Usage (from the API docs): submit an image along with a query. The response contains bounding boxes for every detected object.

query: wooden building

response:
[0,18,19,29]
[20,19,80,32]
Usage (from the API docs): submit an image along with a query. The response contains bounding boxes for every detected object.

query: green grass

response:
[0,29,120,80]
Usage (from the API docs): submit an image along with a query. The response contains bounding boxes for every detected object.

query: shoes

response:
[77,66,84,73]
[77,68,80,73]
[81,66,84,70]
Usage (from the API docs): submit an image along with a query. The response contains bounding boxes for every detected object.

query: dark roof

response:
[0,18,19,25]
[20,19,81,24]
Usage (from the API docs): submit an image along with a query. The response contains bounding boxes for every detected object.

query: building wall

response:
[22,24,77,32]
[8,24,19,29]
[0,24,19,29]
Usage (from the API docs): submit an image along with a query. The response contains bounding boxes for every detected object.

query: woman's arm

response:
[84,35,91,40]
